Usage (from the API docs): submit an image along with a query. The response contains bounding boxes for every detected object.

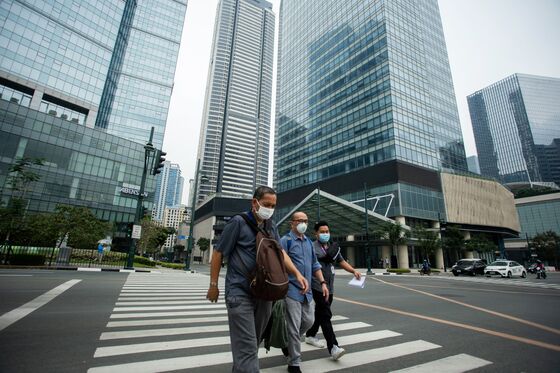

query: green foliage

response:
[387,268,410,273]
[51,205,111,250]
[465,234,496,254]
[514,187,558,199]
[531,231,560,265]
[173,244,185,252]
[158,262,185,270]
[133,255,156,267]
[197,237,210,252]
[137,220,171,254]
[10,253,46,266]
[442,225,464,257]
[413,225,440,258]
[375,222,410,247]
[6,157,45,198]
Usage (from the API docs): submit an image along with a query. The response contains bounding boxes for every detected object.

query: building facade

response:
[467,155,480,174]
[0,0,187,222]
[271,0,518,269]
[153,161,184,221]
[196,0,275,203]
[468,74,560,186]
[162,204,187,251]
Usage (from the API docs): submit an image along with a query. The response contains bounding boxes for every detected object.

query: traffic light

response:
[125,222,134,238]
[142,207,150,219]
[152,150,167,175]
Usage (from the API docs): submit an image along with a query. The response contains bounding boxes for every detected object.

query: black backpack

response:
[238,214,289,301]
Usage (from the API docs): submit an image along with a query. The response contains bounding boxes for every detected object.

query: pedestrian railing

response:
[0,245,127,269]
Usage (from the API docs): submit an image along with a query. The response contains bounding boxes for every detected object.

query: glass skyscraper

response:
[153,162,184,222]
[468,74,560,186]
[274,0,466,221]
[0,0,187,222]
[196,0,274,203]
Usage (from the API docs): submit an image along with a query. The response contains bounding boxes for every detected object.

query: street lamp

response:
[438,212,448,272]
[185,159,208,271]
[363,183,373,275]
[125,127,157,269]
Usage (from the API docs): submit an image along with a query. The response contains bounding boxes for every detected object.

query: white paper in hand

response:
[348,276,365,288]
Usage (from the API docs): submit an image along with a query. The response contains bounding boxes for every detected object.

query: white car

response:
[485,260,527,278]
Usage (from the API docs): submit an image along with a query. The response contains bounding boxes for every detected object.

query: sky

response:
[164,0,560,204]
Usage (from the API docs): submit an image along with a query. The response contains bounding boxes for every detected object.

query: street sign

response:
[132,224,142,239]
[178,235,186,240]
[531,253,538,257]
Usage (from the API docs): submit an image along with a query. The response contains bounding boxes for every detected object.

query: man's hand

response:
[207,286,219,303]
[354,271,361,280]
[321,282,329,300]
[296,274,308,294]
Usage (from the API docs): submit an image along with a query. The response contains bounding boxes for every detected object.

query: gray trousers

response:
[226,295,272,373]
[285,296,315,366]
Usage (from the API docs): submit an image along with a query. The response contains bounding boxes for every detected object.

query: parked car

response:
[485,260,527,278]
[451,259,486,276]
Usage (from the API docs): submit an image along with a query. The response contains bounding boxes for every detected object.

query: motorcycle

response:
[536,267,547,279]
[527,263,538,274]
[420,266,431,276]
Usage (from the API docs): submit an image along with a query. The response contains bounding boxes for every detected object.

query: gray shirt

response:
[311,240,344,294]
[215,211,280,298]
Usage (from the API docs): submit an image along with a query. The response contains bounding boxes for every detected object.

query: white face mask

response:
[256,200,274,220]
[296,222,308,234]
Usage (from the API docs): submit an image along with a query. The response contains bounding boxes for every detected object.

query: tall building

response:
[196,0,275,203]
[95,0,188,148]
[0,0,187,221]
[274,0,467,221]
[467,155,481,174]
[162,204,187,251]
[468,74,560,186]
[153,161,184,221]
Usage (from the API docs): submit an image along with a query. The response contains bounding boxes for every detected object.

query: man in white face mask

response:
[207,186,307,373]
[280,211,329,373]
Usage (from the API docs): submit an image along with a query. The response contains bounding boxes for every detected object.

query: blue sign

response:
[178,235,186,240]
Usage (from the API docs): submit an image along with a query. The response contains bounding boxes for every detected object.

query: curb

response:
[0,265,160,273]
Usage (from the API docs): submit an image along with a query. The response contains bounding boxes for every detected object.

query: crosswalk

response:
[88,272,492,372]
[425,274,560,290]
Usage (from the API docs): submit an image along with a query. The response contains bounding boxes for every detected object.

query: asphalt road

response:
[0,268,559,372]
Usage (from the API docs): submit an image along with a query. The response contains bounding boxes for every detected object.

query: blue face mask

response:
[318,233,330,243]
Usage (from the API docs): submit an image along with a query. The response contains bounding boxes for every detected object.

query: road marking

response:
[117,296,206,301]
[373,277,560,336]
[100,324,230,340]
[389,353,492,372]
[115,300,210,306]
[0,279,81,332]
[112,304,225,312]
[260,340,441,373]
[0,274,33,277]
[107,316,230,328]
[109,309,228,319]
[404,283,560,297]
[332,321,371,332]
[120,289,208,293]
[336,297,560,352]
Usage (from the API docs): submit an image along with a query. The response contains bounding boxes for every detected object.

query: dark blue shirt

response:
[280,231,321,303]
[215,211,280,298]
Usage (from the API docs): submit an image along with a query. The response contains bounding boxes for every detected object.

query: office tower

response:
[196,0,275,203]
[95,0,188,148]
[468,74,560,186]
[0,0,187,221]
[274,0,467,220]
[153,162,184,221]
[162,204,187,251]
[467,155,481,174]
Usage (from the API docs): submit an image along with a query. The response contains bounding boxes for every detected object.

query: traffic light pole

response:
[125,128,155,269]
[185,159,201,272]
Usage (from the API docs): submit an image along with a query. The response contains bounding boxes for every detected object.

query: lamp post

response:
[185,159,208,271]
[438,212,447,272]
[364,183,373,275]
[125,127,156,269]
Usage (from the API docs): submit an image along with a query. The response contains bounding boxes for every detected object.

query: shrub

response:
[134,255,156,267]
[159,262,185,270]
[388,268,411,274]
[10,253,46,266]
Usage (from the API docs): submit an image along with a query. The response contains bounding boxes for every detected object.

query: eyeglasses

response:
[292,219,308,224]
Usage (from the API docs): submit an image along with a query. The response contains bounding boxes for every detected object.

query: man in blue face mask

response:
[280,211,329,373]
[304,220,361,361]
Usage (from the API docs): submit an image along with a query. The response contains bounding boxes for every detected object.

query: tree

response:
[465,234,496,255]
[442,225,465,261]
[197,237,210,262]
[49,205,110,250]
[137,220,171,255]
[375,222,410,262]
[532,231,560,268]
[0,157,44,245]
[413,225,440,260]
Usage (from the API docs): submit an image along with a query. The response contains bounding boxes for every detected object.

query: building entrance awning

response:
[276,189,410,237]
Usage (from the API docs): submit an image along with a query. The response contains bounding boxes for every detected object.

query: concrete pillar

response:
[30,90,43,110]
[381,246,391,268]
[462,231,473,258]
[397,245,409,269]
[435,247,444,269]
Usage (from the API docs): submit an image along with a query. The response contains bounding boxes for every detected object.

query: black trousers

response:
[306,289,337,352]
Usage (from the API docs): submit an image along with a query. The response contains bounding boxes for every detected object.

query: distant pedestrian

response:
[385,257,390,269]
[97,243,104,262]
[305,220,360,361]
[280,211,329,373]
[206,186,307,373]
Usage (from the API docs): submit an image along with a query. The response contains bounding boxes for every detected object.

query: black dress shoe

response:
[281,347,289,357]
[287,366,302,373]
